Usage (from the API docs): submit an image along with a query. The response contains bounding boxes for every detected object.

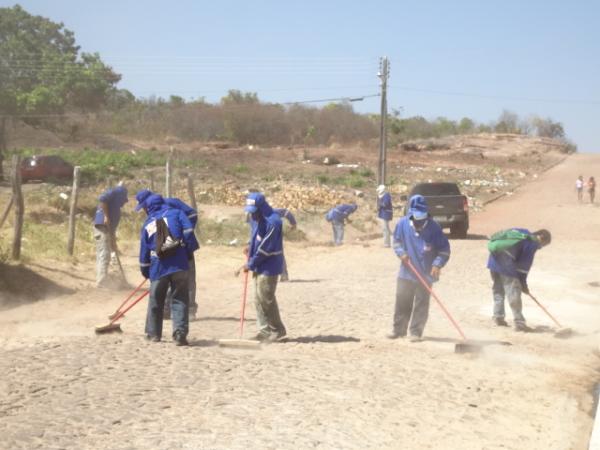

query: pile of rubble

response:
[194,183,347,211]
[268,185,346,211]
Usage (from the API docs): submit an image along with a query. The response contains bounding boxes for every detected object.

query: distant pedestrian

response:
[273,208,297,282]
[325,203,358,245]
[237,192,287,342]
[487,228,551,331]
[575,176,584,202]
[135,189,200,320]
[588,176,596,204]
[387,195,450,342]
[93,182,128,288]
[376,185,393,247]
[139,194,199,345]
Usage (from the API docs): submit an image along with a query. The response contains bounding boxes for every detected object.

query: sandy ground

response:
[1,154,599,450]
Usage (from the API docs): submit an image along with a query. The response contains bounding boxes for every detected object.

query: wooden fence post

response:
[11,155,24,260]
[187,173,198,211]
[67,166,81,255]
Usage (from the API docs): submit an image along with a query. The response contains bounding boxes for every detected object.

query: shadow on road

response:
[188,339,219,347]
[424,336,512,347]
[283,335,360,344]
[286,279,326,283]
[466,233,489,240]
[0,263,75,310]
[195,316,255,322]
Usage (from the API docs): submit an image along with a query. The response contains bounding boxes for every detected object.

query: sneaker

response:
[493,317,509,327]
[409,335,423,343]
[173,331,188,346]
[515,323,533,333]
[386,332,404,340]
[146,335,161,343]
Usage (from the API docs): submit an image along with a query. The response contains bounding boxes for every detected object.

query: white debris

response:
[59,193,69,200]
[229,238,238,246]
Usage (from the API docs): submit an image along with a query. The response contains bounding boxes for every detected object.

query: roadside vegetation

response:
[0,4,576,184]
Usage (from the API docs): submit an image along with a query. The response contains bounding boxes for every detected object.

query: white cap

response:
[376,184,386,195]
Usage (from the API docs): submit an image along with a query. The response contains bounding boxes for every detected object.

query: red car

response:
[20,155,74,183]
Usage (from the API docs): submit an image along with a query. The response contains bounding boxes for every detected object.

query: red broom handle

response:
[526,294,563,328]
[112,278,148,315]
[109,290,149,325]
[406,259,467,340]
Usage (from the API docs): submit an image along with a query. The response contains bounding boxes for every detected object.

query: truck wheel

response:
[451,223,468,239]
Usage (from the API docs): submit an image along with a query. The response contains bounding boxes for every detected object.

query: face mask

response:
[412,218,427,228]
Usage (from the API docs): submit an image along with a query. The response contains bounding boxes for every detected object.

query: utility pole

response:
[377,56,390,186]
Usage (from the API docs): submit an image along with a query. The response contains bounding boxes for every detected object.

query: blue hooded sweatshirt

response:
[377,192,393,221]
[94,185,128,233]
[325,204,358,223]
[135,189,198,228]
[487,228,540,288]
[139,194,199,281]
[273,208,297,227]
[245,193,284,276]
[393,195,450,284]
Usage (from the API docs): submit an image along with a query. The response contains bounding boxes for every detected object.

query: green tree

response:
[0,5,120,178]
[531,116,565,139]
[457,117,475,134]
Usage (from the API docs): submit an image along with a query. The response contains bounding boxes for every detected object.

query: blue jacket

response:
[135,189,198,228]
[273,208,297,227]
[165,198,198,228]
[247,200,284,276]
[139,195,199,281]
[377,192,393,221]
[94,186,128,233]
[487,228,540,287]
[393,216,450,284]
[326,204,358,223]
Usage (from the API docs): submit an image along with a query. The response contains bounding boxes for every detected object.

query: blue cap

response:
[408,194,429,220]
[135,189,153,211]
[244,192,265,213]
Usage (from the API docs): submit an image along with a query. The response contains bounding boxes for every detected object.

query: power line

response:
[390,85,600,106]
[0,92,380,118]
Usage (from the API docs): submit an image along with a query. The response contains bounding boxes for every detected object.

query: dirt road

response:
[0,154,599,450]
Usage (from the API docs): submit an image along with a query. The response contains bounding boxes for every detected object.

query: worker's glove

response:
[430,266,441,281]
[520,281,530,296]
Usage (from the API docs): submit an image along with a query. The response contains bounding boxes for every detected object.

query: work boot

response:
[173,331,188,346]
[493,317,509,327]
[515,323,533,333]
[280,274,289,282]
[146,335,161,343]
[409,335,423,343]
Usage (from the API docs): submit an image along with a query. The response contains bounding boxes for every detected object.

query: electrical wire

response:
[390,85,600,106]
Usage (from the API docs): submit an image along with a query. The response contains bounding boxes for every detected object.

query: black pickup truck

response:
[403,182,469,238]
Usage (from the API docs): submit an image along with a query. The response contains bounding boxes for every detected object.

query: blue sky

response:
[4,1,600,151]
